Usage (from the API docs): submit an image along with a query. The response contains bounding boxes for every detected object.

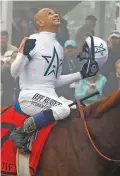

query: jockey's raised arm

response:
[11,37,35,78]
[11,53,29,78]
[9,8,108,154]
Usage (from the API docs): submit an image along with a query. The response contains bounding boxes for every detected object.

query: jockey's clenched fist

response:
[18,37,36,56]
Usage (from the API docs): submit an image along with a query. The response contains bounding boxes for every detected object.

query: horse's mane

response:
[84,89,120,119]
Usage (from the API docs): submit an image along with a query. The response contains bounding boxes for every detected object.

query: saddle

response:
[1,103,55,176]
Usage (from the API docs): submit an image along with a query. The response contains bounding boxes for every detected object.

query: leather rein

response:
[76,100,120,163]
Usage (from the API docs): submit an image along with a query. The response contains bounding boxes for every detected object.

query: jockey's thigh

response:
[19,91,72,117]
[20,101,43,116]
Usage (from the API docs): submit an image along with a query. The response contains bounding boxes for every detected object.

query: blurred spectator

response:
[107,31,120,50]
[101,31,120,95]
[20,10,30,37]
[1,60,4,68]
[56,40,80,100]
[27,8,38,36]
[12,10,34,46]
[62,40,80,74]
[115,59,120,88]
[108,31,120,58]
[12,12,24,47]
[75,73,107,106]
[56,18,69,47]
[12,10,32,47]
[75,15,97,51]
[1,50,14,63]
[1,30,17,56]
[1,51,19,108]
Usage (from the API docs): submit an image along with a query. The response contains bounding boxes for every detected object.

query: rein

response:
[69,91,99,107]
[76,100,120,163]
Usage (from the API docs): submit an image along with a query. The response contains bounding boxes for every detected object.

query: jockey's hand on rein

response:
[23,39,36,56]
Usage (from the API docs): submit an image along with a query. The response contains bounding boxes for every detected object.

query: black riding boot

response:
[9,117,36,153]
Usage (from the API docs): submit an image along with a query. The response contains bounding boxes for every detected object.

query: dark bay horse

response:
[36,90,120,176]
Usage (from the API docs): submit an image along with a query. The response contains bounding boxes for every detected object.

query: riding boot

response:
[9,109,55,154]
[9,117,36,153]
[9,105,70,154]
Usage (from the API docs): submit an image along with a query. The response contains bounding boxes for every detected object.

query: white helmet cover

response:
[85,36,108,68]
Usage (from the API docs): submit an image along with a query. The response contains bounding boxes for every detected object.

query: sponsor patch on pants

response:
[31,93,62,110]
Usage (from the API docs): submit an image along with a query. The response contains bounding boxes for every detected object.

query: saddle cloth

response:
[1,106,55,176]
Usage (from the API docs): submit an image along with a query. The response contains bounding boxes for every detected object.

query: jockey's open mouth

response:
[53,18,60,22]
[52,15,60,24]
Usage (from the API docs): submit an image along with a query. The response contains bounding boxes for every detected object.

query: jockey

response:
[9,8,108,153]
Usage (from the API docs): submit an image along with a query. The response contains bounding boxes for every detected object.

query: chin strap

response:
[86,35,99,76]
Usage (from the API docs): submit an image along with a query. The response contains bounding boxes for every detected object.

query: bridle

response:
[76,100,120,163]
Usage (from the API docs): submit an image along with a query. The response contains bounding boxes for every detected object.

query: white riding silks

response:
[51,104,70,120]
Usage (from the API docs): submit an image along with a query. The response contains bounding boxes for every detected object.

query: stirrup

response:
[19,146,31,154]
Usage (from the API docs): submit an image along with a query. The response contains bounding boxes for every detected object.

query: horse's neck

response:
[86,104,120,159]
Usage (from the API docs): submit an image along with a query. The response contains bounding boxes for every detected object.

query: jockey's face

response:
[34,8,61,32]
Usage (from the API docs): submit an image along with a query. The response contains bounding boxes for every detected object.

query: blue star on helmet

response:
[94,43,106,56]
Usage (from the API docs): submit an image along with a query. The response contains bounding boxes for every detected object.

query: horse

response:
[35,90,120,176]
[1,90,120,176]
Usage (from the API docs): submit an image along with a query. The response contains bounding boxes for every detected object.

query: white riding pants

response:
[18,90,75,120]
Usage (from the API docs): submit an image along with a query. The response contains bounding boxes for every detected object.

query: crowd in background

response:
[1,10,120,110]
